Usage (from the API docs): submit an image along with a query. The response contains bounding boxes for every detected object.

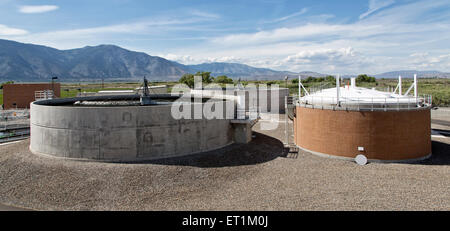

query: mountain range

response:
[373,70,450,78]
[0,39,448,81]
[0,39,297,81]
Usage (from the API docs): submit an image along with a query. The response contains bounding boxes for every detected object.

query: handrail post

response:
[371,97,373,111]
[321,96,323,110]
[357,97,359,111]
[332,97,335,110]
[397,97,399,111]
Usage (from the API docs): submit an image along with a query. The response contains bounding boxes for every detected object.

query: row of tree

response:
[355,74,376,83]
[179,73,376,88]
[292,76,336,83]
[292,74,376,84]
[179,72,234,88]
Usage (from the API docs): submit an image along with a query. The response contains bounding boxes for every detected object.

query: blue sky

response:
[0,0,449,74]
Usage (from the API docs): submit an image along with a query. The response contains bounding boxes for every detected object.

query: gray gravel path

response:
[0,115,449,211]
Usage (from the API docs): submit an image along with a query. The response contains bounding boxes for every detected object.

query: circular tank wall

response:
[293,107,431,162]
[30,99,234,162]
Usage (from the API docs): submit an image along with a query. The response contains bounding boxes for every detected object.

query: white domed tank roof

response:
[297,76,431,110]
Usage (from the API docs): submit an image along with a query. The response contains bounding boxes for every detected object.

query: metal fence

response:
[0,109,31,143]
[35,90,55,101]
[0,129,30,143]
[0,109,30,129]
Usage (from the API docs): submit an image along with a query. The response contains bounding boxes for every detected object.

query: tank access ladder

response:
[284,96,299,155]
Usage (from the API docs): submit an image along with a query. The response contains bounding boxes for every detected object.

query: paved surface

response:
[0,111,449,211]
[0,203,32,211]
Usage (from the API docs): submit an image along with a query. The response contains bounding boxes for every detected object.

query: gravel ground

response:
[0,114,449,211]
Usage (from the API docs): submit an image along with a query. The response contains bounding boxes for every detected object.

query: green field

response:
[1,78,449,107]
[58,82,174,98]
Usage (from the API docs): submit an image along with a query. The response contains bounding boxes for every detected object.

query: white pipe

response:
[298,75,301,98]
[336,74,340,106]
[414,74,417,98]
[404,84,414,96]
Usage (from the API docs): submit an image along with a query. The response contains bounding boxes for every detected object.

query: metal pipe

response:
[285,96,288,146]
[298,75,301,98]
[414,74,418,99]
[336,74,340,107]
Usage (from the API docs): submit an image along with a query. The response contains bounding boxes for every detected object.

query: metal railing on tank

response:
[296,94,432,111]
[307,82,332,95]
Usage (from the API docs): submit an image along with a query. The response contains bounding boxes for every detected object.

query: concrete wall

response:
[294,107,431,162]
[191,88,289,114]
[3,83,61,110]
[431,108,450,121]
[30,101,234,162]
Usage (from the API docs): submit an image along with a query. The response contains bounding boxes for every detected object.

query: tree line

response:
[292,74,376,84]
[179,73,377,88]
[179,72,234,88]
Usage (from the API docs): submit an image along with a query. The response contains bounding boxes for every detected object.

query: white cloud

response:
[4,0,450,74]
[267,8,309,23]
[189,9,220,19]
[409,52,450,69]
[190,0,450,74]
[213,23,386,47]
[205,56,243,63]
[161,54,242,65]
[359,0,395,19]
[284,47,357,63]
[8,16,215,49]
[0,24,28,36]
[19,5,59,14]
[279,47,376,73]
[6,7,222,49]
[161,54,197,64]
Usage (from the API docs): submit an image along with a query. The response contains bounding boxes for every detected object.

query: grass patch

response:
[60,83,139,99]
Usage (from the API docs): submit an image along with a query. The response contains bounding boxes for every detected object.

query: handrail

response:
[295,94,432,111]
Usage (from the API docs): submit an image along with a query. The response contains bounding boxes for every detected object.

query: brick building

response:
[2,83,61,110]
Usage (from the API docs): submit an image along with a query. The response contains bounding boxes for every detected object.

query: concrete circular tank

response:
[30,95,234,162]
[293,86,432,163]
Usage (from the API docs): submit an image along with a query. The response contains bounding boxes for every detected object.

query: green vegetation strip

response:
[0,78,448,107]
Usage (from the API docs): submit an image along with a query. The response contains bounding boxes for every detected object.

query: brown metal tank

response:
[293,107,431,162]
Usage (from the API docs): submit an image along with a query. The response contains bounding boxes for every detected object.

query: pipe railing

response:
[295,94,432,111]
